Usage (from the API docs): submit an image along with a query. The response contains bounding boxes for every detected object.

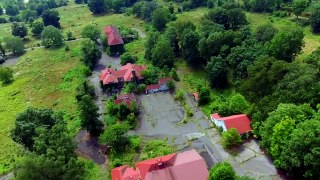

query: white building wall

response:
[210,117,227,132]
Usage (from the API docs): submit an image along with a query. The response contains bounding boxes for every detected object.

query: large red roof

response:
[145,84,161,91]
[158,77,172,85]
[211,113,252,134]
[104,25,124,46]
[111,149,209,180]
[99,63,146,85]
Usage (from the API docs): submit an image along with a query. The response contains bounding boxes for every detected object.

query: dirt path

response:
[0,172,13,180]
[132,28,146,38]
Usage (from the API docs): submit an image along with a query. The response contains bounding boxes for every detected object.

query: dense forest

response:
[0,0,319,179]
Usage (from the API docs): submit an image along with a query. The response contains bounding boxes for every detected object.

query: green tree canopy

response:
[31,20,44,36]
[292,0,309,19]
[221,128,242,148]
[310,3,320,33]
[81,39,102,69]
[255,23,277,43]
[99,123,130,153]
[81,25,100,42]
[11,23,28,39]
[3,36,25,55]
[42,9,60,28]
[151,37,174,68]
[205,56,228,89]
[152,8,170,31]
[88,0,110,14]
[41,25,63,48]
[268,28,304,62]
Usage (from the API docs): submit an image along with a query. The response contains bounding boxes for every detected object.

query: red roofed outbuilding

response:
[111,149,209,180]
[210,113,252,134]
[145,77,173,94]
[114,94,136,107]
[104,25,124,54]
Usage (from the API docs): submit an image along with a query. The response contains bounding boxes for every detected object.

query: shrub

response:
[166,80,175,91]
[0,17,7,24]
[174,90,184,102]
[120,52,136,65]
[209,162,235,180]
[140,139,174,160]
[0,67,13,84]
[221,128,242,149]
[129,135,141,151]
[65,45,70,51]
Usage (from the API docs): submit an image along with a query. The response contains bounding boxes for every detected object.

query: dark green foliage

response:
[31,20,44,36]
[42,9,60,28]
[267,28,304,62]
[81,25,100,42]
[145,31,160,60]
[181,30,200,66]
[141,66,160,85]
[15,120,85,180]
[0,67,13,84]
[243,0,279,12]
[170,68,179,81]
[81,39,102,70]
[209,161,236,180]
[20,9,37,22]
[221,128,242,148]
[165,26,179,54]
[5,4,19,16]
[151,37,174,68]
[227,40,266,79]
[41,26,63,48]
[166,80,175,91]
[132,1,157,21]
[310,3,320,33]
[205,7,247,30]
[0,17,7,24]
[304,48,320,68]
[11,108,60,150]
[3,36,25,55]
[88,0,109,14]
[78,95,104,136]
[118,103,131,120]
[152,8,170,31]
[292,0,309,19]
[100,123,130,153]
[120,52,136,65]
[11,23,28,39]
[255,23,277,43]
[199,19,224,38]
[206,56,228,89]
[198,86,210,106]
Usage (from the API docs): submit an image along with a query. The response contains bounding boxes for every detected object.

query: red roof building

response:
[193,92,199,101]
[114,94,136,107]
[104,25,124,46]
[111,149,209,180]
[210,113,252,134]
[145,77,173,94]
[99,63,146,86]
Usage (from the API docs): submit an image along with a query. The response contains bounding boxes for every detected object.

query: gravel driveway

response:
[130,92,284,179]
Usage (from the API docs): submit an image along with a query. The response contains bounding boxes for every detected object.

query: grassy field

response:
[0,40,87,174]
[57,2,145,38]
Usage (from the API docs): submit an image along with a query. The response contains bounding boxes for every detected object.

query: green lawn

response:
[0,41,87,174]
[57,1,145,38]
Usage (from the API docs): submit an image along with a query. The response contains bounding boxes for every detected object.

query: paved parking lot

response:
[130,92,283,179]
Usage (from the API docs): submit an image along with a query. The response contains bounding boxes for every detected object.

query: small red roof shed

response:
[211,113,252,134]
[104,25,124,46]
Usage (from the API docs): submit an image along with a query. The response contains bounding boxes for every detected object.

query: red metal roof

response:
[114,93,136,107]
[145,84,161,91]
[104,25,124,46]
[211,113,252,134]
[99,63,147,85]
[111,149,209,180]
[158,77,173,85]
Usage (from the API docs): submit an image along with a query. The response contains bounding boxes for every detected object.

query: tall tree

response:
[151,37,174,68]
[42,9,60,28]
[81,39,101,69]
[255,23,277,43]
[81,25,100,42]
[99,123,129,153]
[181,29,200,66]
[5,4,19,16]
[205,56,228,89]
[292,0,309,19]
[41,26,63,47]
[88,0,109,14]
[11,108,60,150]
[3,36,25,55]
[152,8,170,31]
[78,95,104,136]
[145,31,160,60]
[31,20,44,36]
[310,3,320,33]
[11,23,28,39]
[268,28,304,62]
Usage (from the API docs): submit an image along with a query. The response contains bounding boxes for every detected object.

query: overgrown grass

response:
[124,38,146,63]
[57,1,145,38]
[0,40,86,174]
